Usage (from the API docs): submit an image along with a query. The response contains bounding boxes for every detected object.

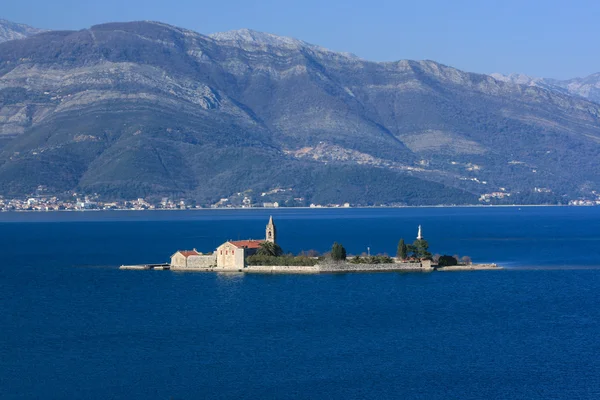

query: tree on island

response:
[408,239,431,259]
[300,249,320,258]
[438,255,458,267]
[331,242,347,261]
[258,241,283,257]
[460,255,472,265]
[397,238,408,260]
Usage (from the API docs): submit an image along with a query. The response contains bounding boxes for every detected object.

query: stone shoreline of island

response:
[119,262,502,274]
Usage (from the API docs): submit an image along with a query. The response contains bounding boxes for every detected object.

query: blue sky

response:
[1,0,598,79]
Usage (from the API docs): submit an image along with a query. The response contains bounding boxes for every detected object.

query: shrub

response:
[438,255,458,267]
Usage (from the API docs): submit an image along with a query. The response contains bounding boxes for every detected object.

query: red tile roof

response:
[229,240,264,249]
[178,250,200,258]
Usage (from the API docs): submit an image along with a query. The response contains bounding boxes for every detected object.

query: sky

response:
[1,0,598,79]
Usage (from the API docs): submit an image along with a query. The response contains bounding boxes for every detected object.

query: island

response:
[120,217,501,274]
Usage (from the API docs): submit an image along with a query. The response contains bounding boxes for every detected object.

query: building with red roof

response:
[215,217,277,269]
[169,217,277,270]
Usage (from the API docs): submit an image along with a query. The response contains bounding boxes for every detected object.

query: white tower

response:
[417,225,423,240]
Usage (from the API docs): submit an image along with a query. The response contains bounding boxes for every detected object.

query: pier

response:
[119,263,170,270]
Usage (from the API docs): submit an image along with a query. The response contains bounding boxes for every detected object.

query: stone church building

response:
[170,216,277,270]
[215,216,277,269]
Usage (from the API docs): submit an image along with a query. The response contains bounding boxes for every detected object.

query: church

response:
[215,216,277,269]
[171,216,277,270]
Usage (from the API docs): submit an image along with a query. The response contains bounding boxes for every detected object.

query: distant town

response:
[0,193,353,211]
[1,186,600,211]
[1,194,599,211]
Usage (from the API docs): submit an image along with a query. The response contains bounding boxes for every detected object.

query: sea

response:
[0,206,599,399]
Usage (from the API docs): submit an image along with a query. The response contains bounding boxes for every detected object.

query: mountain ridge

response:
[0,19,46,43]
[490,72,600,104]
[0,20,599,205]
[209,28,361,60]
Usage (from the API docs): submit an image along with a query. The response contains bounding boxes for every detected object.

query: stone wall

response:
[245,265,319,274]
[436,264,501,271]
[244,262,431,274]
[171,255,216,270]
[188,255,217,268]
[235,248,246,269]
[216,242,241,268]
[170,253,187,268]
[319,262,431,273]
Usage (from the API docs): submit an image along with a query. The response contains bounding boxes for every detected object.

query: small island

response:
[120,217,501,273]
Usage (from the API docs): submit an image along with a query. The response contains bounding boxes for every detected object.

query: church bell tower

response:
[266,216,276,244]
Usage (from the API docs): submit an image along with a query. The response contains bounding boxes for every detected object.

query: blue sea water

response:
[1,207,599,399]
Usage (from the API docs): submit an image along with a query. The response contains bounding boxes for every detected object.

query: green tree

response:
[257,241,283,257]
[411,239,431,259]
[407,244,416,258]
[397,238,407,260]
[438,255,458,267]
[331,242,347,261]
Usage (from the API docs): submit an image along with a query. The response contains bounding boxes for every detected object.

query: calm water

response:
[1,207,599,399]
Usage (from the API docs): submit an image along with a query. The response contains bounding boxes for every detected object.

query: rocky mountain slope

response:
[491,72,600,105]
[552,73,600,104]
[0,19,45,43]
[0,21,600,205]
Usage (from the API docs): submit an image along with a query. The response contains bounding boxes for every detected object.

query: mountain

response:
[548,74,600,105]
[0,21,600,206]
[0,19,45,43]
[491,72,600,104]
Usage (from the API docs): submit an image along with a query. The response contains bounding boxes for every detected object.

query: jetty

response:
[436,263,501,271]
[119,263,170,270]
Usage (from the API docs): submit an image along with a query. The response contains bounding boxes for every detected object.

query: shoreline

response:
[121,263,502,274]
[436,264,501,271]
[0,204,585,213]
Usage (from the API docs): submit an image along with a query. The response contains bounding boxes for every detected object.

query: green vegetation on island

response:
[239,220,473,268]
[245,253,319,266]
[349,255,394,264]
[257,241,283,257]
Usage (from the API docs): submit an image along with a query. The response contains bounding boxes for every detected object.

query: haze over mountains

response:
[0,19,599,206]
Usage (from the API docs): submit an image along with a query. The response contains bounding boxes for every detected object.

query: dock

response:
[119,263,170,270]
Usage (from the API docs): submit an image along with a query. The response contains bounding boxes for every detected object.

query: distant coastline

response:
[0,203,586,213]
